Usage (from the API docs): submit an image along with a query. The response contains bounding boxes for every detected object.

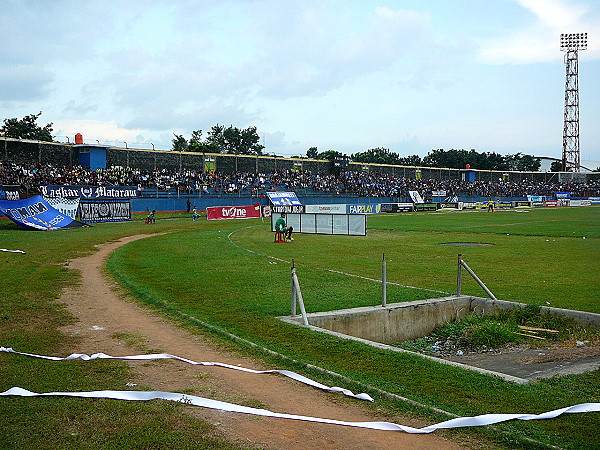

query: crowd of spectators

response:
[1,161,599,199]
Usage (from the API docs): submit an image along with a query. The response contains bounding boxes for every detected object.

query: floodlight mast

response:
[560,32,587,172]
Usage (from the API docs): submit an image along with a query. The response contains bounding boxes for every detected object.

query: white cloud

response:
[479,0,599,64]
[515,0,587,29]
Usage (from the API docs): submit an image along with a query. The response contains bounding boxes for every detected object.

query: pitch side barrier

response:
[271,206,366,236]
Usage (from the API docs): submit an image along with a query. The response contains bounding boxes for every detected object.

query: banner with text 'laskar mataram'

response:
[39,185,137,199]
[0,195,84,230]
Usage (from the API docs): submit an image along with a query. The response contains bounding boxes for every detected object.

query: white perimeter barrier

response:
[2,348,599,434]
[0,347,372,401]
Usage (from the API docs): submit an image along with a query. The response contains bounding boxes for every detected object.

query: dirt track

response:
[59,235,467,449]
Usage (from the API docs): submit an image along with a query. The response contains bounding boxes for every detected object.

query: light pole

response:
[560,32,587,172]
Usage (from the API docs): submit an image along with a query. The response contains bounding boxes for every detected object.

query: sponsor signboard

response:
[207,204,261,220]
[545,200,558,207]
[570,199,591,206]
[272,204,305,214]
[589,197,600,204]
[304,204,346,214]
[436,202,462,210]
[266,191,302,206]
[414,203,437,211]
[347,204,381,214]
[79,201,131,223]
[495,201,512,210]
[39,185,137,199]
[557,199,570,207]
[512,201,532,208]
[461,202,478,210]
[261,205,272,217]
[0,195,83,230]
[380,203,414,213]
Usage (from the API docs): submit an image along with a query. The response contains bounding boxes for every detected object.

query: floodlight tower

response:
[560,32,587,172]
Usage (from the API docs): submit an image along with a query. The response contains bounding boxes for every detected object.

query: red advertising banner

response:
[206,204,262,220]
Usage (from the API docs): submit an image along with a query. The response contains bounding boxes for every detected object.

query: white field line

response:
[228,226,450,296]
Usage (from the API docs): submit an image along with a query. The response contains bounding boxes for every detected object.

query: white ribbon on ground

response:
[1,386,598,433]
[0,347,373,401]
[0,248,25,253]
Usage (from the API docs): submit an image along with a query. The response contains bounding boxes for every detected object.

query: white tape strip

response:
[0,347,373,401]
[1,386,598,433]
[0,248,25,253]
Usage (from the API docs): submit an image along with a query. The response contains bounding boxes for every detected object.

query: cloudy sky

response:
[2,0,599,166]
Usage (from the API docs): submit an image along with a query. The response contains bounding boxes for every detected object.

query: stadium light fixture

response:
[560,32,587,51]
[560,32,587,172]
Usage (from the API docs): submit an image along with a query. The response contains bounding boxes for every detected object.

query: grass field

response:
[1,206,599,449]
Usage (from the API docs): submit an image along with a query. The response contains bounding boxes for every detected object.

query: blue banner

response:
[0,195,83,230]
[266,191,302,206]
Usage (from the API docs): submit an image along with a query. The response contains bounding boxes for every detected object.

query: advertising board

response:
[380,203,414,213]
[207,204,262,220]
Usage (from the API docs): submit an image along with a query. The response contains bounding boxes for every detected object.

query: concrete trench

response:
[279,296,600,384]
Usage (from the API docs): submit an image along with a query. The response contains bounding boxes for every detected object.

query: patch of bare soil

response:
[59,235,467,449]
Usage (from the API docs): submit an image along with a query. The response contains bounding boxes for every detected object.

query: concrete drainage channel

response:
[278,295,600,384]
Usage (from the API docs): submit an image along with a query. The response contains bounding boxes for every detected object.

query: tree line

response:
[0,112,583,172]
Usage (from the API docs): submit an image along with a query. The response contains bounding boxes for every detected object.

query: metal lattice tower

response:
[560,32,587,172]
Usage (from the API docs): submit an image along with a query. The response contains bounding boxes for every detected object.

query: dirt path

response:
[59,235,467,449]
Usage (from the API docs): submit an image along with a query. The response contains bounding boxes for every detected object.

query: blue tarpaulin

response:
[0,195,84,230]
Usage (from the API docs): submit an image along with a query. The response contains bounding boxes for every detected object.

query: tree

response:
[307,147,318,159]
[188,129,217,152]
[317,150,343,161]
[351,147,400,165]
[171,134,188,152]
[1,112,54,141]
[206,124,264,155]
[397,155,423,166]
[550,161,563,172]
[515,154,541,171]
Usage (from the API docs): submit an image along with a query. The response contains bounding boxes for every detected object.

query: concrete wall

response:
[5,137,598,183]
[294,296,600,344]
[304,296,473,343]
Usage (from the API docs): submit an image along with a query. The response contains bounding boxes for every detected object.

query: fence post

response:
[291,260,297,316]
[458,255,498,301]
[291,266,308,325]
[457,253,462,296]
[382,253,387,307]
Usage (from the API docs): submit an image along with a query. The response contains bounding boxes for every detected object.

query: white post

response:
[382,253,387,307]
[291,263,297,316]
[291,268,309,325]
[457,254,463,296]
[460,259,498,301]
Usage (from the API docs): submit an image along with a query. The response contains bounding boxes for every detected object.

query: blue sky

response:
[2,0,599,167]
